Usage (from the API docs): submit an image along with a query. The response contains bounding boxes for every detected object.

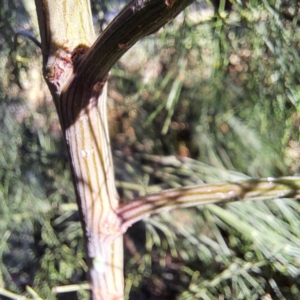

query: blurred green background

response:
[1,0,300,299]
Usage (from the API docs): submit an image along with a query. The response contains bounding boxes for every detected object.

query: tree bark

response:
[35,0,194,299]
[35,1,123,299]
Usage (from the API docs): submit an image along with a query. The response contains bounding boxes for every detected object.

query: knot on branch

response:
[165,0,175,8]
[71,44,90,72]
[45,49,73,90]
[85,212,126,244]
[92,75,109,93]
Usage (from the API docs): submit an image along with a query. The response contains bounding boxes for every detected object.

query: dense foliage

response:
[1,0,300,299]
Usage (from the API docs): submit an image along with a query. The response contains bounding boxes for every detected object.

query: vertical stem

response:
[61,81,124,299]
[35,1,124,299]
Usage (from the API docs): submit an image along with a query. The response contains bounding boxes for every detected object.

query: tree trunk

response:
[35,1,124,298]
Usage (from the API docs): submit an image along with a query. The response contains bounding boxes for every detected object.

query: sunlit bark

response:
[35,1,193,298]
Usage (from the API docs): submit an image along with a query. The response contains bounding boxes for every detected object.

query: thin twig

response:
[52,283,90,293]
[118,177,300,230]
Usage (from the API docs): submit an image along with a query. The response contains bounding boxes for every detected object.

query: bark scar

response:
[93,75,109,93]
[71,44,90,72]
[45,49,72,89]
[165,0,175,8]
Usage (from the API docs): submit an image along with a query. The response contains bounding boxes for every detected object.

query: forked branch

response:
[35,1,196,299]
[74,0,194,85]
